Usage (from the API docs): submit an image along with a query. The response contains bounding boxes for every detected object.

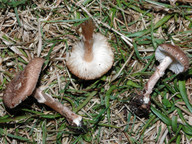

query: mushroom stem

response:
[81,19,94,62]
[84,40,93,62]
[34,87,82,127]
[143,56,173,103]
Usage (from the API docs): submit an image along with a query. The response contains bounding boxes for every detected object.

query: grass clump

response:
[0,0,192,143]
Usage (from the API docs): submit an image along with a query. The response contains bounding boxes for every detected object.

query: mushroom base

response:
[129,94,150,117]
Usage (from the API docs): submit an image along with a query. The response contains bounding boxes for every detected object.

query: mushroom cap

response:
[155,44,189,74]
[66,33,114,80]
[3,57,45,108]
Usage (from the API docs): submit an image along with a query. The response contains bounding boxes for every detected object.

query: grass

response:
[0,0,192,143]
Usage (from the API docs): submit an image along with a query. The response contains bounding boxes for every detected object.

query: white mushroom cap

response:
[155,44,189,74]
[66,33,114,80]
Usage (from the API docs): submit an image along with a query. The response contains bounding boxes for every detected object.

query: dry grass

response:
[0,0,192,143]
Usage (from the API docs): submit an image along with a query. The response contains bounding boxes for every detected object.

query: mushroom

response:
[3,58,82,127]
[130,43,189,117]
[66,19,114,80]
[3,57,45,108]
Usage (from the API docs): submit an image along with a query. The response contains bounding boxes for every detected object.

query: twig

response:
[37,19,42,57]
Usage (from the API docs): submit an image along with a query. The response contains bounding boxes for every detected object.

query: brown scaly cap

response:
[3,57,45,108]
[156,44,189,74]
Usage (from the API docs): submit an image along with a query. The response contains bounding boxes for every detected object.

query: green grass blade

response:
[182,125,192,135]
[151,106,172,126]
[133,42,142,61]
[171,116,177,133]
[127,14,173,38]
[92,107,109,125]
[177,108,192,128]
[7,133,30,142]
[14,7,22,27]
[0,115,32,123]
[169,124,182,143]
[145,0,171,8]
[176,135,181,144]
[74,91,97,113]
[126,80,141,88]
[105,85,117,123]
[42,120,47,144]
[179,80,192,113]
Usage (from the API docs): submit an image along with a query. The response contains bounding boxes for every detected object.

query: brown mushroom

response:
[66,19,114,80]
[3,58,45,108]
[130,43,189,117]
[3,58,82,126]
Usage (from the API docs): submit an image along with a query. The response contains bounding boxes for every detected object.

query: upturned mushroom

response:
[130,44,189,117]
[66,19,114,80]
[3,58,82,127]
